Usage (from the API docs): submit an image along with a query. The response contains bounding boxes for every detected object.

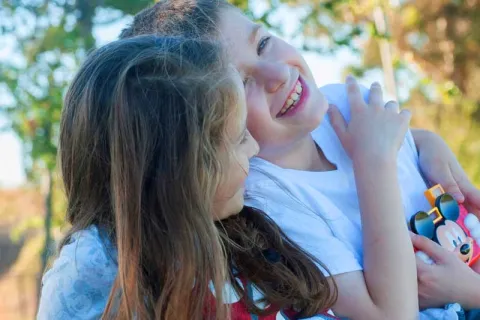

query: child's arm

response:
[411,233,480,310]
[411,129,480,216]
[328,78,418,320]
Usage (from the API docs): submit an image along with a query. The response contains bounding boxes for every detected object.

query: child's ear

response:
[410,211,435,239]
[436,193,460,221]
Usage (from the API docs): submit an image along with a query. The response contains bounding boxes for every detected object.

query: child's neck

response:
[260,136,336,172]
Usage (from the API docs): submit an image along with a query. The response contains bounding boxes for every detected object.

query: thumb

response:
[328,104,347,141]
[437,167,465,203]
[452,164,480,211]
[399,108,412,125]
[410,232,449,263]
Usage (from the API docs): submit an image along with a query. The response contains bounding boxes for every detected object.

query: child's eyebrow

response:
[249,24,262,45]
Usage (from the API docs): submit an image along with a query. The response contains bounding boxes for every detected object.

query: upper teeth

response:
[280,81,303,115]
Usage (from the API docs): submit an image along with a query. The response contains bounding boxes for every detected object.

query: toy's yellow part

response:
[425,184,445,207]
[428,207,443,224]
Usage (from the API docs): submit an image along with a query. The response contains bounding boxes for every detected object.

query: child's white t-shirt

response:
[244,84,459,319]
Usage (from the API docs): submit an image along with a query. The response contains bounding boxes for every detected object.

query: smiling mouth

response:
[277,79,303,117]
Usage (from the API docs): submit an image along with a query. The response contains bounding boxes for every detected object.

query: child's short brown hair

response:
[119,0,232,40]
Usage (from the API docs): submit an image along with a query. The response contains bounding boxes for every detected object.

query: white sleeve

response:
[245,187,363,276]
[37,230,117,320]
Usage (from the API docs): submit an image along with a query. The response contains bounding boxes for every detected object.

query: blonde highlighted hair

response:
[60,35,238,319]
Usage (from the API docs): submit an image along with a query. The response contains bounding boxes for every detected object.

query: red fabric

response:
[204,276,339,320]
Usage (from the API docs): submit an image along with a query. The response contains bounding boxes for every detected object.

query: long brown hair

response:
[59,35,238,319]
[121,0,337,317]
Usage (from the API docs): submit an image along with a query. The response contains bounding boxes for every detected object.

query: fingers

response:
[464,195,480,217]
[385,100,400,113]
[415,252,435,277]
[328,104,347,142]
[368,82,384,109]
[416,250,435,266]
[471,258,480,273]
[451,162,480,208]
[437,164,465,203]
[458,175,480,205]
[459,183,480,209]
[443,179,464,204]
[399,108,412,124]
[410,232,449,263]
[346,76,365,112]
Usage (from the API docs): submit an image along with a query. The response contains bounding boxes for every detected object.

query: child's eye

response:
[257,36,271,55]
[240,130,250,144]
[241,133,248,144]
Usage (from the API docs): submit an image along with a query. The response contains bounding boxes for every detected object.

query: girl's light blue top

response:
[37,226,117,320]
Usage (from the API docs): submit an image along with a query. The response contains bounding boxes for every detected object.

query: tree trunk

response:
[373,5,398,100]
[76,0,96,50]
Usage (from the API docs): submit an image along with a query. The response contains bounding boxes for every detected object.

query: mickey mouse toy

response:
[410,184,480,266]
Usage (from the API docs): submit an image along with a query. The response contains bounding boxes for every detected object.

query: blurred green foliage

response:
[0,0,155,280]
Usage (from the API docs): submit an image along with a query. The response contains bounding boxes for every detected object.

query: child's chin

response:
[310,88,328,110]
[220,197,244,220]
[306,97,328,124]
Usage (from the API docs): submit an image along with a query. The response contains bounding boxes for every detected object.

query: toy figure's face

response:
[436,220,474,263]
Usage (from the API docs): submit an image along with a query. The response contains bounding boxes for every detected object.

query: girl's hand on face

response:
[410,232,480,310]
[329,76,411,164]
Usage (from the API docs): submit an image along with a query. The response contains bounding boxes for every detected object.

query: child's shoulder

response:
[246,157,317,197]
[49,226,117,280]
[37,226,117,320]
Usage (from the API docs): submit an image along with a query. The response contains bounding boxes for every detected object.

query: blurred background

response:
[0,0,479,318]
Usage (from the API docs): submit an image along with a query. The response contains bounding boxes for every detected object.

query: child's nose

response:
[254,62,290,93]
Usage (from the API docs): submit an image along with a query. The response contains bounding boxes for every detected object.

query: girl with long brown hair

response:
[37,35,339,319]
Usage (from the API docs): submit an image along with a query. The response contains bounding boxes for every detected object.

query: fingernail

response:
[453,192,465,202]
[372,82,380,87]
[449,190,463,199]
[346,75,354,83]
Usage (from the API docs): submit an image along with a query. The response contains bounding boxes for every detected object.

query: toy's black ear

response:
[436,193,459,221]
[410,211,435,239]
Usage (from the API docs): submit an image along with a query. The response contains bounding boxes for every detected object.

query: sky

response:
[0,6,386,188]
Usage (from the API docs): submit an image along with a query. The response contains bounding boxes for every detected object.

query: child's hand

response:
[410,232,480,310]
[413,129,480,216]
[329,76,411,164]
